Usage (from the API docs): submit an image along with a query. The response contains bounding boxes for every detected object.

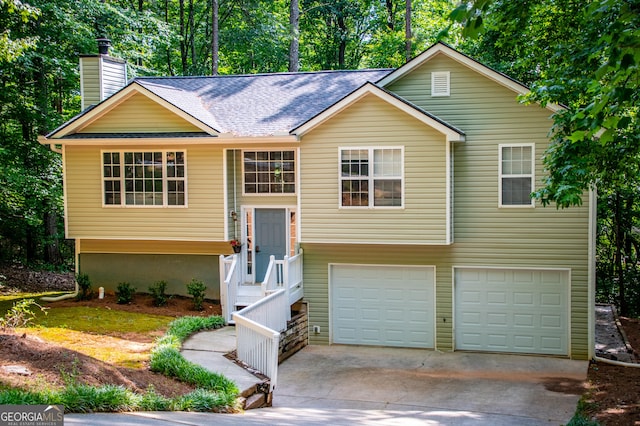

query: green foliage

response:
[186,279,207,311]
[60,384,139,413]
[0,298,47,330]
[115,282,136,305]
[148,280,168,307]
[165,315,225,342]
[149,315,235,394]
[173,388,237,412]
[75,273,92,301]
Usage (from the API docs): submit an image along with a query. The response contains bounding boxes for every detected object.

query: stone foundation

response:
[279,301,308,363]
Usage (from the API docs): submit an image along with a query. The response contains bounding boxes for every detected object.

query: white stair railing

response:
[219,254,240,324]
[233,289,288,392]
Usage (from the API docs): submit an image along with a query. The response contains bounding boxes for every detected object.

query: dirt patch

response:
[0,265,222,401]
[0,332,195,398]
[586,314,640,425]
[48,292,222,319]
[0,265,75,294]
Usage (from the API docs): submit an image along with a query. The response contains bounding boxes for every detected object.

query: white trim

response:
[498,143,535,208]
[328,263,437,349]
[241,149,298,196]
[241,205,297,284]
[300,239,452,245]
[445,139,452,243]
[588,188,597,359]
[62,145,70,239]
[293,83,465,142]
[378,43,563,113]
[223,148,229,242]
[338,146,405,209]
[431,71,450,97]
[39,135,300,146]
[50,83,220,138]
[100,149,188,208]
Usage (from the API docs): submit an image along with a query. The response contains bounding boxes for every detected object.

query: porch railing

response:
[233,289,288,392]
[219,254,240,324]
[261,249,304,320]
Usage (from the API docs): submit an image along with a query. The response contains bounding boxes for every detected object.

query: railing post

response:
[219,255,229,323]
[283,255,291,321]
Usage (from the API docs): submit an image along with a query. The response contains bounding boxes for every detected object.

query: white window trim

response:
[241,149,297,196]
[338,146,405,209]
[101,150,188,208]
[498,143,535,208]
[431,71,450,97]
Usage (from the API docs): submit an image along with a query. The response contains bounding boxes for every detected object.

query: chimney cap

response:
[97,38,111,55]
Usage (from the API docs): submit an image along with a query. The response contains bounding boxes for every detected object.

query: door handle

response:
[255,246,260,253]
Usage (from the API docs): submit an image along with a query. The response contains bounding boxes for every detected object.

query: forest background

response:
[0,0,638,315]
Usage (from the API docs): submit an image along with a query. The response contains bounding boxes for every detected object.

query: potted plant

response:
[230,239,242,253]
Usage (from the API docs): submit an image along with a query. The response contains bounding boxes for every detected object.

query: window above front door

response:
[243,150,296,195]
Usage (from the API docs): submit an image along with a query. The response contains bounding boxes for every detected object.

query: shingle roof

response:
[134,69,392,137]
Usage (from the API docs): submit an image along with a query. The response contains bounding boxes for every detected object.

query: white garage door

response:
[455,268,569,356]
[331,264,435,348]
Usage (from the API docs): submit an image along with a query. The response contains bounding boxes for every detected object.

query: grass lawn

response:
[1,293,176,368]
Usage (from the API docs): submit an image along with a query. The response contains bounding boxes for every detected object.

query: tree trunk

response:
[188,0,196,70]
[405,0,412,62]
[338,14,346,69]
[179,0,188,74]
[212,0,219,75]
[44,209,62,265]
[385,0,394,30]
[288,0,300,72]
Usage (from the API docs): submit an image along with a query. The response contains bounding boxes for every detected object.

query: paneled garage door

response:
[331,264,435,348]
[455,268,569,356]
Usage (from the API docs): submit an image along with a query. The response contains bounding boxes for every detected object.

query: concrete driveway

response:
[67,344,588,425]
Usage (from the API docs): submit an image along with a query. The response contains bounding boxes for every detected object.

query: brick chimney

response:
[79,38,127,110]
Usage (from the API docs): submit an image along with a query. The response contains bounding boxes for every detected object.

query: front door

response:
[254,208,287,283]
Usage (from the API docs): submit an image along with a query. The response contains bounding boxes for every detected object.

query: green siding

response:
[302,53,590,360]
[300,93,450,244]
[79,253,220,300]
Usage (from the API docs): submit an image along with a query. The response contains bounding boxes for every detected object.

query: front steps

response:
[229,283,264,323]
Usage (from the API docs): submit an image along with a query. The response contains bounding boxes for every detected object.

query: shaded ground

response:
[1,265,640,424]
[587,310,640,425]
[0,265,220,399]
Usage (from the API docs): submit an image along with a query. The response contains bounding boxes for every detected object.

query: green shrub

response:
[76,273,93,301]
[149,315,235,394]
[0,299,48,330]
[138,386,171,411]
[173,388,237,411]
[148,280,168,307]
[60,384,139,413]
[166,316,225,342]
[186,279,207,311]
[115,282,136,304]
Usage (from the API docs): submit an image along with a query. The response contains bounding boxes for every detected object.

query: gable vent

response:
[431,71,450,97]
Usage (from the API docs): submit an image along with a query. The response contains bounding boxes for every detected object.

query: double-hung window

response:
[102,151,186,207]
[340,147,403,208]
[499,144,534,207]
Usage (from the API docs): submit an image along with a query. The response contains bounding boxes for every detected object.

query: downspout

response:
[593,356,640,368]
[41,215,80,302]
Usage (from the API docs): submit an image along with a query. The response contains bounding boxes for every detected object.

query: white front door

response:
[330,264,435,348]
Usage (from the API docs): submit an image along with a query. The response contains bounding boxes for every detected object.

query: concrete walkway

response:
[180,326,262,393]
[66,325,589,425]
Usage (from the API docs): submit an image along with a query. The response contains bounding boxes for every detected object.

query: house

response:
[40,41,594,360]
